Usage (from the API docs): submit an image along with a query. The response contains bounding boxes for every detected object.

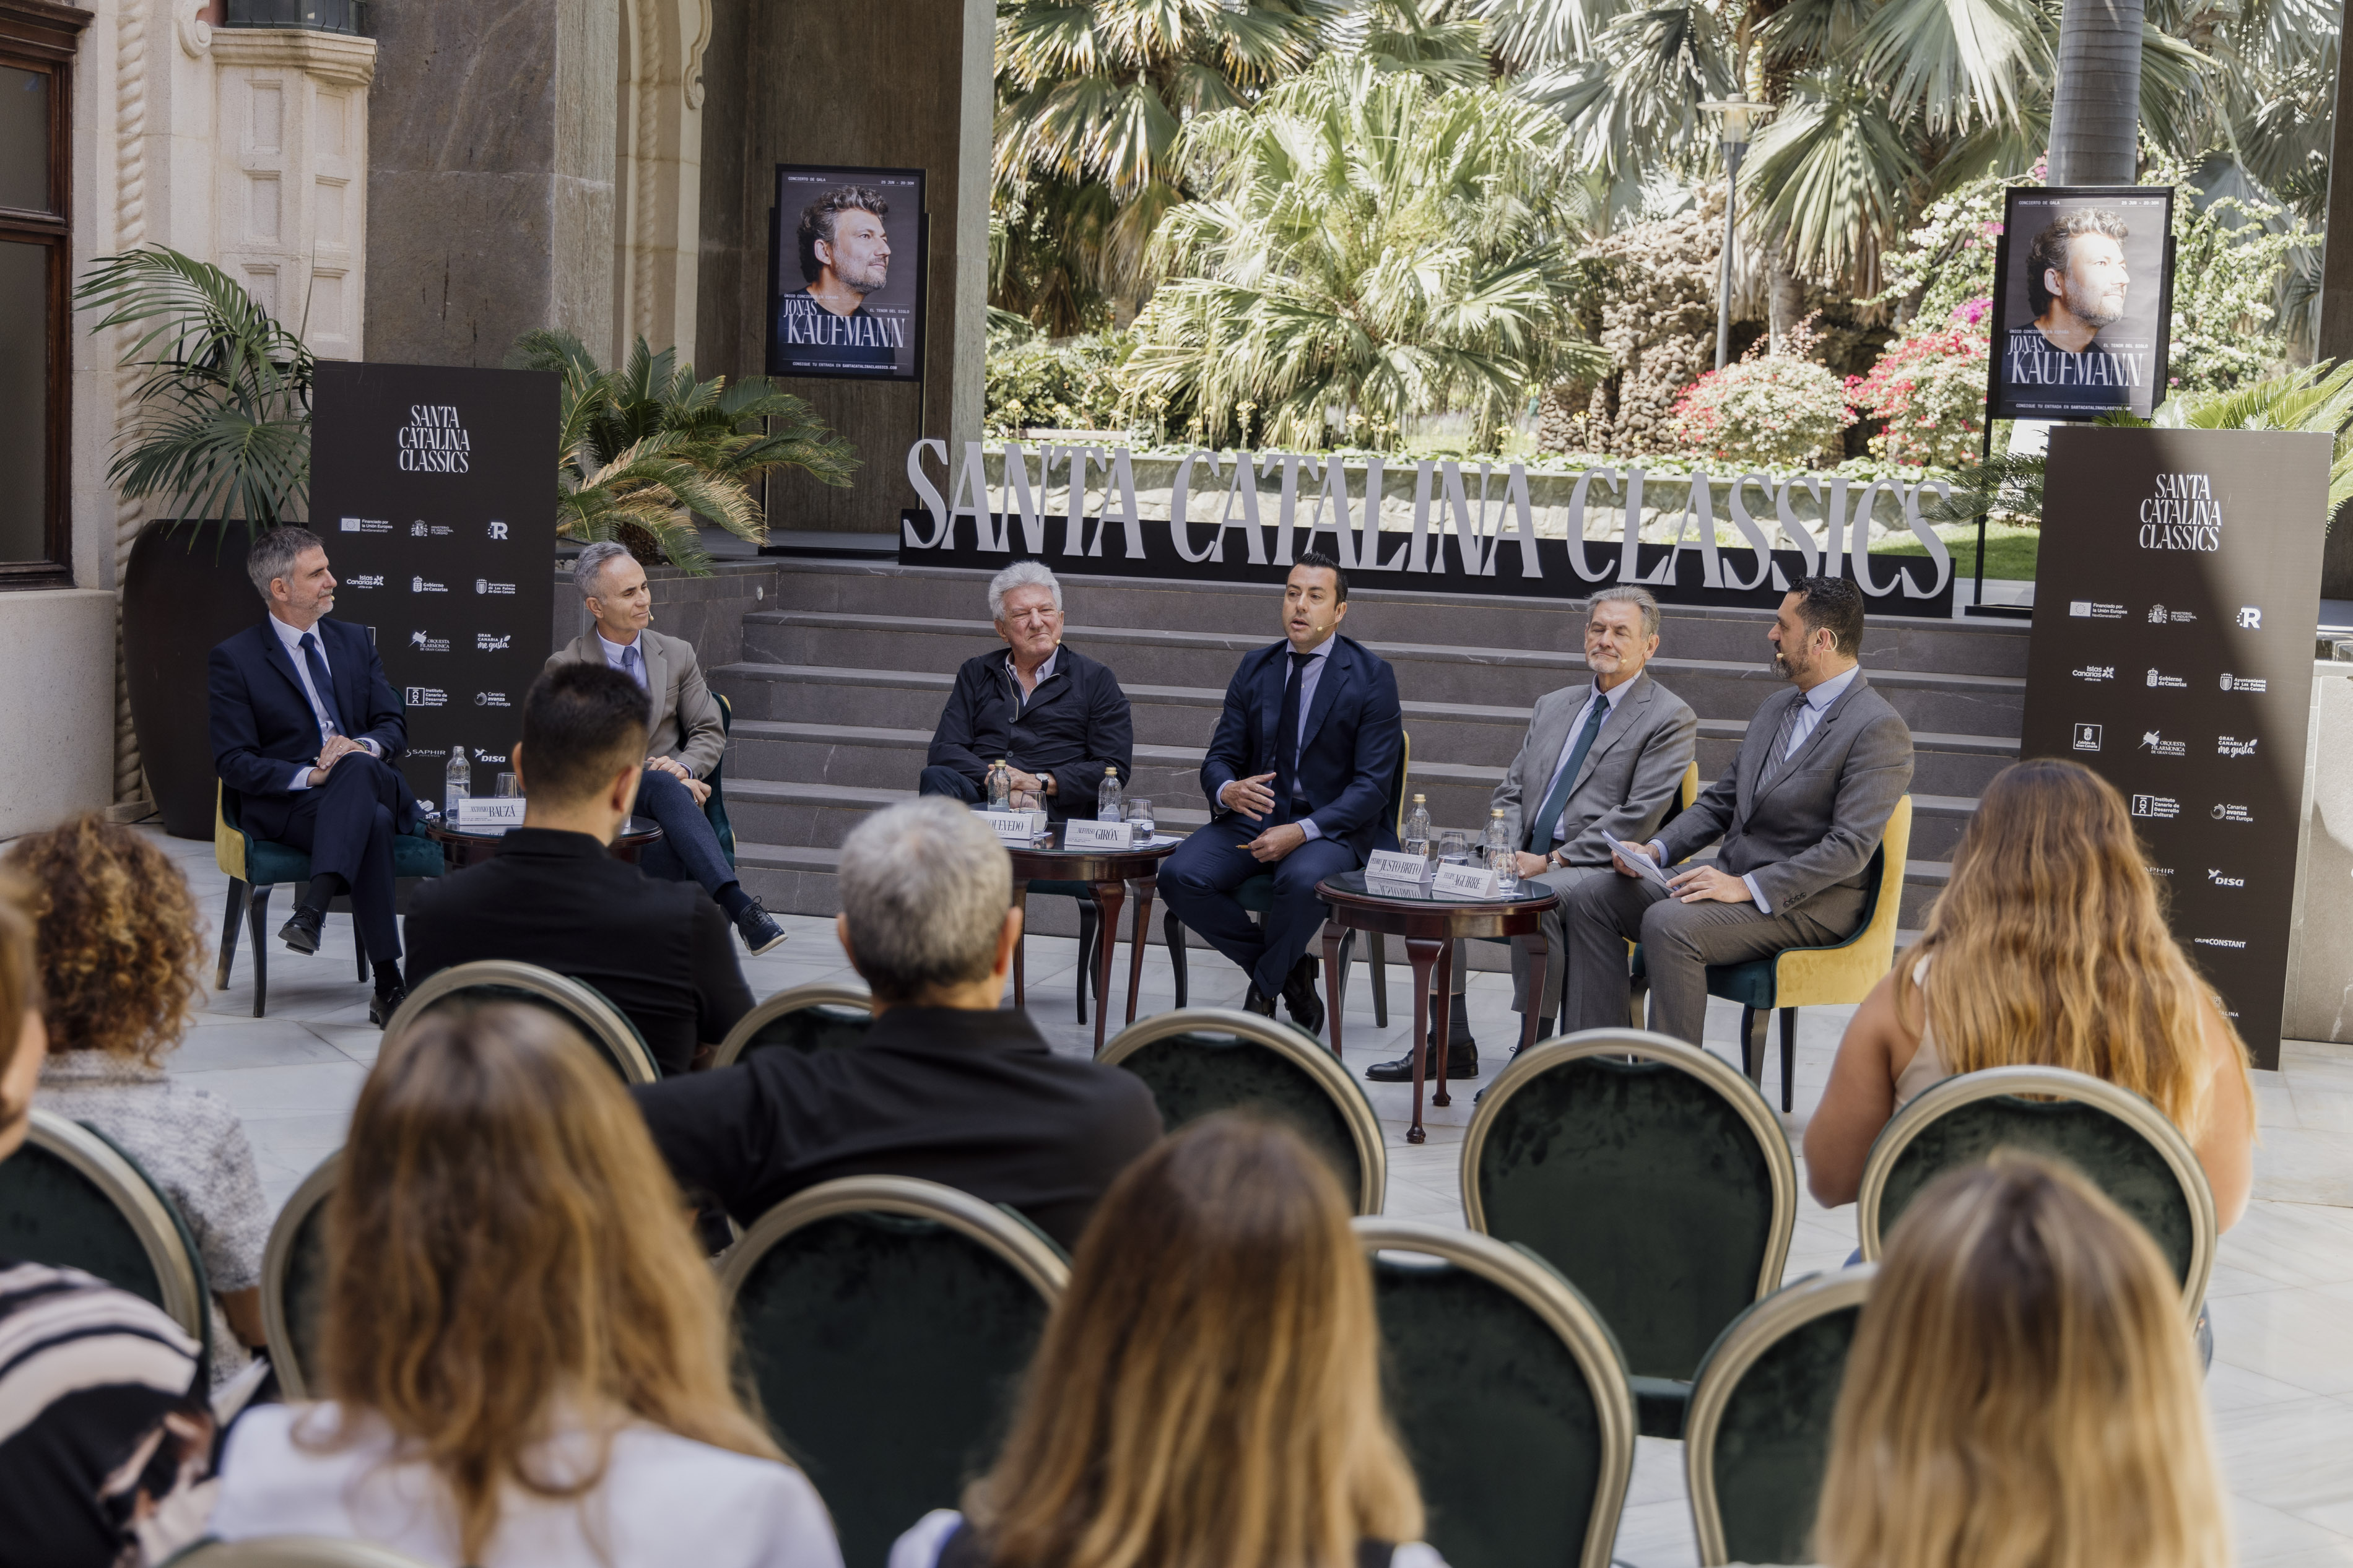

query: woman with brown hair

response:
[209,1002,840,1568]
[1806,758,2253,1227]
[8,813,274,1382]
[889,1113,1442,1568]
[1815,1155,2230,1568]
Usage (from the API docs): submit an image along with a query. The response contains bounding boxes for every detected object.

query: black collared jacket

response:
[926,643,1134,818]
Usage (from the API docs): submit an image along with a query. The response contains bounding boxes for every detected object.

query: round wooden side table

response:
[426,815,664,872]
[1006,828,1183,1052]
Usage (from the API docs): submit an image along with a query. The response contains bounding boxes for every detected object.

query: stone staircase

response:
[709,558,2030,945]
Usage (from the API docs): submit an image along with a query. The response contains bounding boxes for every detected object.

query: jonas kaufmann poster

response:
[767,164,924,381]
[1988,186,2174,422]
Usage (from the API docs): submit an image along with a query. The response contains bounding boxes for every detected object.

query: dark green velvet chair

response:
[261,1151,340,1400]
[213,782,445,1018]
[0,1110,212,1369]
[713,981,874,1067]
[1857,1064,2216,1313]
[706,692,737,867]
[1099,1007,1386,1213]
[384,960,660,1084]
[721,1176,1068,1568]
[1462,1028,1796,1438]
[1684,1264,1875,1566]
[1354,1218,1635,1568]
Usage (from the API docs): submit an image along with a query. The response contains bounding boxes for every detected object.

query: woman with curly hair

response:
[9,813,272,1382]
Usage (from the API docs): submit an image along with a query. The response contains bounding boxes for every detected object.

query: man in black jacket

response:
[918,561,1132,818]
[403,664,752,1075]
[632,796,1162,1251]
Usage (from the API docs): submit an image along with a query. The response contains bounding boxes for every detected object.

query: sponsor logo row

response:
[341,575,520,595]
[401,747,510,764]
[399,631,514,653]
[2069,600,2263,630]
[2121,794,2257,824]
[341,518,510,540]
[2069,725,2261,758]
[2069,665,2268,692]
[404,688,516,709]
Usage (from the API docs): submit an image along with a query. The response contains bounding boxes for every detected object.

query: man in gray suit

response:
[1560,576,1913,1046]
[1368,586,1697,1081]
[547,541,786,955]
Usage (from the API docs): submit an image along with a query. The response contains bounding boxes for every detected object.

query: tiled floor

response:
[127,828,2353,1567]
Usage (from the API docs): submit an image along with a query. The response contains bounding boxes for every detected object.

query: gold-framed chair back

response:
[384,959,659,1085]
[169,1536,438,1567]
[259,1151,341,1400]
[713,981,874,1068]
[1,1110,209,1346]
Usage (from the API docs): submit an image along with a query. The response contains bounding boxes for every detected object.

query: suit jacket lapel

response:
[1298,640,1351,757]
[1748,675,1867,815]
[1255,644,1287,769]
[1736,687,1801,825]
[1570,675,1650,794]
[642,635,671,726]
[259,623,315,713]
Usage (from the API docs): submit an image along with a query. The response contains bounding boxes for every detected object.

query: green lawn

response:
[1876,520,2040,582]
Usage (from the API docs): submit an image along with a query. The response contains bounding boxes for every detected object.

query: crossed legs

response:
[1156,818,1359,997]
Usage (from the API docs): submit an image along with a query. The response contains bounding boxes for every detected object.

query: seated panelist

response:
[208,526,419,1027]
[1157,553,1403,1034]
[548,541,786,956]
[918,561,1132,818]
[1560,576,1914,1047]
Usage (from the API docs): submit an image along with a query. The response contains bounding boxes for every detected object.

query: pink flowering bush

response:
[1665,355,1856,469]
[1845,303,1989,467]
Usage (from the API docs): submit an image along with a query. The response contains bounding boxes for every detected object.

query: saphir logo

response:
[2138,730,2185,756]
[2072,723,2103,752]
[2217,735,2258,758]
[2131,794,2179,819]
[404,687,449,708]
[339,516,390,534]
[487,521,509,540]
[2237,607,2263,630]
[2211,802,2254,823]
[475,579,516,596]
[2072,665,2115,682]
[2220,672,2268,693]
[411,576,447,594]
[474,633,511,651]
[2068,600,2127,619]
[2146,668,2188,688]
[346,574,384,589]
[2205,868,2246,887]
[398,403,472,474]
[2146,864,2174,878]
[407,631,450,653]
[2193,937,2248,950]
[474,691,512,708]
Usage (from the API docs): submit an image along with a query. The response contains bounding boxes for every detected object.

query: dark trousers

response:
[633,766,737,900]
[1157,816,1359,997]
[1560,871,1859,1045]
[918,764,983,804]
[275,752,404,961]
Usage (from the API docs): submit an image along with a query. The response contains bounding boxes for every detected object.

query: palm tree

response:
[2047,0,2145,182]
[509,331,858,574]
[1121,58,1607,448]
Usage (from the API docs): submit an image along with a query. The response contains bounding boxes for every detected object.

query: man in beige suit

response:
[1368,585,1696,1083]
[547,541,786,954]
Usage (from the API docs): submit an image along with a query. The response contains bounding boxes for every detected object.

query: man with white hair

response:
[548,541,786,955]
[918,561,1133,818]
[630,797,1162,1250]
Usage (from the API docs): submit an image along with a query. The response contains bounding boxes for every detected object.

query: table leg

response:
[1320,920,1348,1061]
[1431,938,1456,1110]
[1123,877,1155,1027]
[1522,931,1547,1057]
[1090,878,1126,1054]
[1011,880,1029,1010]
[1404,936,1444,1144]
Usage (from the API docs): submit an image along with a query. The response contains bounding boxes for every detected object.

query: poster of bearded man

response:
[1986,186,2175,422]
[767,164,928,382]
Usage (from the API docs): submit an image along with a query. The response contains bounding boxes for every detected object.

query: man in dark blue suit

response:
[1157,552,1402,1033]
[209,526,420,1025]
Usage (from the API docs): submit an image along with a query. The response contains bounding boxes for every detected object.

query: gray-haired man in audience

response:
[632,797,1162,1250]
[548,540,785,955]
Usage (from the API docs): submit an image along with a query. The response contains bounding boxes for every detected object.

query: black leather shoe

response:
[368,983,406,1029]
[1281,956,1324,1036]
[1365,1044,1479,1083]
[1242,984,1277,1018]
[279,906,324,956]
[734,896,788,956]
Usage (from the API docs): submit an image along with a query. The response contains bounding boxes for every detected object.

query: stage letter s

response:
[905,440,949,548]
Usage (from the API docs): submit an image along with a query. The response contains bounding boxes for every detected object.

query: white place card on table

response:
[1431,861,1501,899]
[1063,818,1134,850]
[455,796,526,833]
[1365,849,1430,885]
[979,808,1047,845]
[1364,877,1428,899]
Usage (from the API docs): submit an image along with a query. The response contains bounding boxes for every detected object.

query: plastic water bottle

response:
[1097,766,1124,823]
[1485,808,1516,893]
[1403,794,1432,864]
[443,751,471,815]
[988,759,1013,810]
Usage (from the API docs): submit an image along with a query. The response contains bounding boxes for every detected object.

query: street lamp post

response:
[1700,98,1762,371]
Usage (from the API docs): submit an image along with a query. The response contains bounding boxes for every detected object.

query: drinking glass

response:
[1437,829,1470,865]
[495,773,520,798]
[1125,798,1155,842]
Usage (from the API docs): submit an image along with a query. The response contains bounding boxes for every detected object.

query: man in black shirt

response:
[404,664,752,1074]
[632,796,1162,1250]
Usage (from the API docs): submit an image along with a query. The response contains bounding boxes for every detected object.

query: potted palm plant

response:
[79,247,314,838]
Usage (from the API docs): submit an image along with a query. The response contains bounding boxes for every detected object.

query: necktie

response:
[621,644,646,690]
[1754,698,1805,792]
[1272,650,1313,821]
[299,633,345,737]
[1525,694,1612,853]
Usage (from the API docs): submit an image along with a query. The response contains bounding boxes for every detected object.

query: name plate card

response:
[455,797,527,833]
[1431,862,1502,899]
[1063,818,1134,851]
[979,808,1047,845]
[1365,849,1431,885]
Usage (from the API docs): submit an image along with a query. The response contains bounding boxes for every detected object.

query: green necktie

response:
[1525,695,1612,854]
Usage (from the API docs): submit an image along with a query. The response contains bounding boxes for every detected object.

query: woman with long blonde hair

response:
[1816,1156,2229,1568]
[1806,758,2253,1226]
[889,1114,1443,1568]
[209,1003,841,1568]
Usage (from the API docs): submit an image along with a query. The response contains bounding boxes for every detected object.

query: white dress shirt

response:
[1650,663,1859,913]
[1534,678,1635,848]
[1004,646,1059,708]
[600,631,649,689]
[269,614,378,792]
[211,1402,842,1568]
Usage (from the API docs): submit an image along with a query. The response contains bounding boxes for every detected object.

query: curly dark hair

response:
[795,185,889,285]
[5,815,203,1065]
[2025,209,2129,318]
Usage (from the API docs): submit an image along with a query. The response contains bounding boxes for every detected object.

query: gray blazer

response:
[1659,670,1915,914]
[546,628,727,778]
[1490,671,1698,866]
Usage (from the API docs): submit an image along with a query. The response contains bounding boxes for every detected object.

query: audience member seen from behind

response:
[209,1002,840,1568]
[633,796,1160,1252]
[1816,1156,2227,1568]
[1806,758,2254,1228]
[891,1113,1442,1568]
[0,870,219,1567]
[9,815,273,1385]
[403,662,754,1075]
